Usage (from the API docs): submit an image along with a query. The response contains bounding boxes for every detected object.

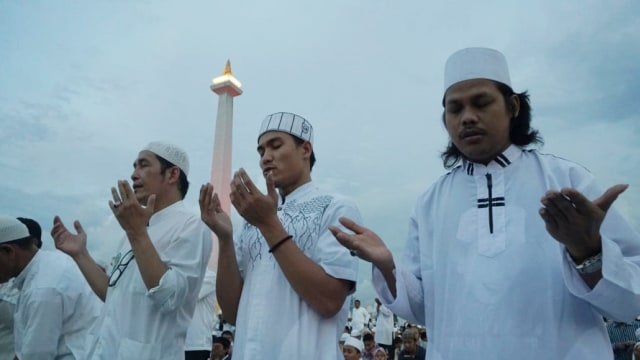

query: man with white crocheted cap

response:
[199,112,362,359]
[0,215,102,359]
[52,141,212,360]
[331,47,640,359]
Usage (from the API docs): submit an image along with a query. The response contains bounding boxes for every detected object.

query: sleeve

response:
[314,195,362,286]
[14,289,64,360]
[372,205,426,325]
[147,216,213,312]
[561,168,640,321]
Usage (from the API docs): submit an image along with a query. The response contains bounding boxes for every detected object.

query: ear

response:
[167,166,181,185]
[510,94,520,118]
[301,141,312,160]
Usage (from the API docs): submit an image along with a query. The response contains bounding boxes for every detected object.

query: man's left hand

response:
[539,184,628,262]
[230,168,279,228]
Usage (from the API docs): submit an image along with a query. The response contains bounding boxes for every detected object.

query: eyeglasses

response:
[108,250,135,287]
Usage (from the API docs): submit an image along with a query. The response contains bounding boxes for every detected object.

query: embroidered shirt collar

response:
[278,181,315,205]
[462,144,523,175]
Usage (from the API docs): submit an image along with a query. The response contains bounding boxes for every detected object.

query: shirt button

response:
[277,207,282,211]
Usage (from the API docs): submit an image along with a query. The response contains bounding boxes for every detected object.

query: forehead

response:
[444,78,501,102]
[257,131,293,146]
[135,150,160,164]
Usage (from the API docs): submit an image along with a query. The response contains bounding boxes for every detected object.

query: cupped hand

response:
[199,183,233,241]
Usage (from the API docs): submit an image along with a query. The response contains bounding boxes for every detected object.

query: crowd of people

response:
[1,46,639,360]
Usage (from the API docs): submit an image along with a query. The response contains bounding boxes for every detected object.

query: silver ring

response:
[114,202,121,208]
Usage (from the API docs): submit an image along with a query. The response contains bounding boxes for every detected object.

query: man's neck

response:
[149,192,182,214]
[279,178,312,199]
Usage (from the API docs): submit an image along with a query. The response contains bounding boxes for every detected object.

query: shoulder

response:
[523,149,592,174]
[307,186,360,212]
[414,166,462,204]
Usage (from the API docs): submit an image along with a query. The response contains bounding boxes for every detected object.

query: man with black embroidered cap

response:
[199,112,362,359]
[52,141,212,359]
[330,47,640,359]
[0,215,101,359]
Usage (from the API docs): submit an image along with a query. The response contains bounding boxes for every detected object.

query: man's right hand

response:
[51,216,88,258]
[199,183,233,241]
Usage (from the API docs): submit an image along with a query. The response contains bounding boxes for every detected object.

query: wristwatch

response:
[575,252,603,274]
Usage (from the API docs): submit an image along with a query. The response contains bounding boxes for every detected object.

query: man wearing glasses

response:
[52,141,212,360]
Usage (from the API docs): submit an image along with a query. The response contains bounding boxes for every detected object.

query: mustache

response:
[459,127,487,139]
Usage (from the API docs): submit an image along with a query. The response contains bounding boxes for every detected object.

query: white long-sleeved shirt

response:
[351,306,370,335]
[86,201,212,360]
[13,250,102,360]
[374,304,394,346]
[374,145,640,360]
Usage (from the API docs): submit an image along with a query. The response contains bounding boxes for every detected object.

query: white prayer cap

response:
[258,112,314,145]
[339,332,350,342]
[0,216,30,244]
[142,141,190,176]
[344,336,364,353]
[444,47,512,93]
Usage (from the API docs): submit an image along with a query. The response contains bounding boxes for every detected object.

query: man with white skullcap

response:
[331,47,640,359]
[0,215,102,359]
[51,141,212,359]
[199,112,362,359]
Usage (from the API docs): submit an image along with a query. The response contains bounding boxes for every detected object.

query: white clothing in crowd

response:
[0,279,18,360]
[232,182,361,359]
[374,145,640,359]
[185,269,217,352]
[374,304,394,347]
[86,201,212,359]
[351,305,370,336]
[14,250,102,360]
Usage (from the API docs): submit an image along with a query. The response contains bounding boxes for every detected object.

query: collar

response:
[13,249,41,291]
[149,200,184,227]
[462,144,523,176]
[278,181,315,205]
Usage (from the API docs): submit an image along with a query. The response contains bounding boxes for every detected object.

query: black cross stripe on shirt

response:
[477,173,505,234]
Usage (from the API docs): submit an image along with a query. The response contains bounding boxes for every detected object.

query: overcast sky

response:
[1,0,639,308]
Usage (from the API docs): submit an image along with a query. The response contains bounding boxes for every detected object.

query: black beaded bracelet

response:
[269,235,292,253]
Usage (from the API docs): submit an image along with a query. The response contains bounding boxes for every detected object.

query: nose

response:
[460,107,479,126]
[131,168,139,181]
[260,150,273,168]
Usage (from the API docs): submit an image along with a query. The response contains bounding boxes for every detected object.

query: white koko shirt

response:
[14,250,102,360]
[233,181,362,360]
[86,201,212,360]
[374,145,640,360]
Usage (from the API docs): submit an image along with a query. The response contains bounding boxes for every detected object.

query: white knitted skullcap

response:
[258,112,313,145]
[444,47,512,93]
[0,215,30,244]
[344,336,364,353]
[142,141,190,176]
[339,333,350,342]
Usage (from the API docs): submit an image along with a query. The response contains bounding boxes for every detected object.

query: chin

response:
[136,194,148,206]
